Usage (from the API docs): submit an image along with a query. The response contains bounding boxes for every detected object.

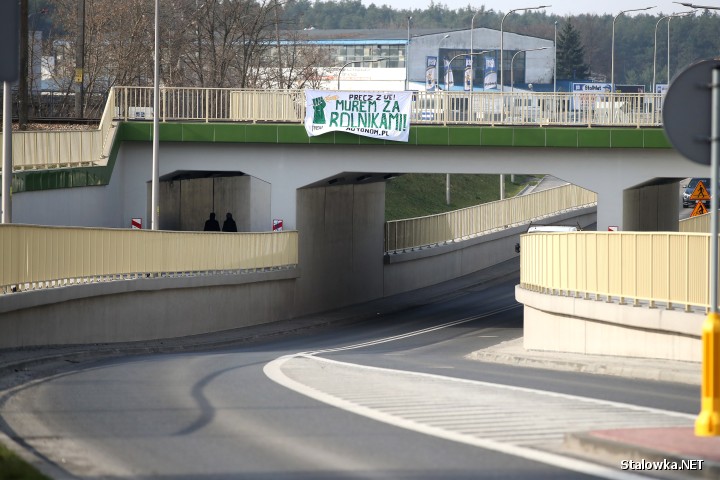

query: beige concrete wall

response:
[156,175,271,232]
[181,178,215,231]
[0,270,298,349]
[623,181,680,232]
[516,286,702,362]
[295,182,386,315]
[0,201,600,350]
[160,180,182,231]
[384,208,596,297]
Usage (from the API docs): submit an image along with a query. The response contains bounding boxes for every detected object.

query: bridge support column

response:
[623,180,680,232]
[295,182,386,315]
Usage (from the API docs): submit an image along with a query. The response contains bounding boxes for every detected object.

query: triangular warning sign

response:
[691,201,708,217]
[690,180,711,201]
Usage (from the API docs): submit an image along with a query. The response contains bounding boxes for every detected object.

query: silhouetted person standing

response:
[204,212,220,231]
[222,212,237,232]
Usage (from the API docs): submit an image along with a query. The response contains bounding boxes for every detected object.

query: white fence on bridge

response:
[113,86,665,128]
[2,87,666,171]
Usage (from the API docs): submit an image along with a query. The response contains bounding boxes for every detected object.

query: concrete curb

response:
[564,431,720,479]
[467,337,701,385]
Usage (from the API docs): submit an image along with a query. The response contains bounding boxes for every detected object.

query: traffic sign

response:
[690,180,711,201]
[691,202,708,217]
[663,59,720,165]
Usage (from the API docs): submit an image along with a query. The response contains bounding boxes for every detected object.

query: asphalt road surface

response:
[0,275,698,480]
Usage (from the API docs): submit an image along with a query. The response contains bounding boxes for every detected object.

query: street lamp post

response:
[612,6,655,91]
[671,3,720,439]
[674,1,720,8]
[74,0,86,119]
[653,11,694,93]
[499,5,549,128]
[444,52,488,205]
[151,0,160,230]
[500,5,550,92]
[436,34,450,90]
[470,10,484,91]
[554,21,558,94]
[337,57,387,90]
[406,16,412,91]
[511,47,549,92]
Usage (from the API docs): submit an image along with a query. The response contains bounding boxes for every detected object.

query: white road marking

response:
[265,356,691,480]
[264,305,692,479]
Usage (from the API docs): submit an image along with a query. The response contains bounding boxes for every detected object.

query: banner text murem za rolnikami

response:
[328,93,408,131]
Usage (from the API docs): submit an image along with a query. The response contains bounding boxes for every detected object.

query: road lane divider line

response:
[264,355,671,480]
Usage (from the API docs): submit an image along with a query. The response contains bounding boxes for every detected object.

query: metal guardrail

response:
[112,86,665,128]
[519,231,711,311]
[0,225,298,294]
[384,184,597,253]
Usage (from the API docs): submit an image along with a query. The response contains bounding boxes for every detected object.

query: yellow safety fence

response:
[0,224,298,294]
[520,231,712,311]
[1,89,117,171]
[680,212,710,233]
[384,184,597,253]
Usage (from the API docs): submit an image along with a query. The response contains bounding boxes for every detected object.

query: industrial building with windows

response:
[296,27,554,91]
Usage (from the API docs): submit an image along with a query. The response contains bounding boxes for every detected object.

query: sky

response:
[359,0,719,17]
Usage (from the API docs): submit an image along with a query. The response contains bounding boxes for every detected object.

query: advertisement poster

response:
[304,90,412,142]
[443,57,454,89]
[426,56,437,91]
[483,57,497,90]
[464,57,472,91]
[572,82,612,110]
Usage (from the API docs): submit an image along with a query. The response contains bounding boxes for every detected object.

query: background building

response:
[293,27,554,91]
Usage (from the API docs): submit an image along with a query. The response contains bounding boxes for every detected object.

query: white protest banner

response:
[304,90,412,143]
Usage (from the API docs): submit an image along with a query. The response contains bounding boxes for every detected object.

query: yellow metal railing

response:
[112,86,665,128]
[2,90,117,172]
[384,184,597,253]
[7,129,102,170]
[520,231,711,311]
[0,224,298,294]
[680,212,710,233]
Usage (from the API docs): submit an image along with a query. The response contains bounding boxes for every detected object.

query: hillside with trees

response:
[16,0,720,119]
[285,0,720,86]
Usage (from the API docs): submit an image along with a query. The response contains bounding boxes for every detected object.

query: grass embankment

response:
[385,173,535,221]
[0,442,50,480]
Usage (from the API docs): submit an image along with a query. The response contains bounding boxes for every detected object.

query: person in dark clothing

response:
[222,212,238,232]
[204,212,220,231]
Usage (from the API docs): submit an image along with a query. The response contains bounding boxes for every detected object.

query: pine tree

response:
[557,21,590,80]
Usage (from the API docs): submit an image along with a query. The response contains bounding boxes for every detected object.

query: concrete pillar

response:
[159,180,181,231]
[180,178,214,231]
[623,180,680,232]
[295,182,386,315]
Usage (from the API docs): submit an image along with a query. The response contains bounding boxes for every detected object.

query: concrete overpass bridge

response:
[6,87,707,232]
[0,87,710,364]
